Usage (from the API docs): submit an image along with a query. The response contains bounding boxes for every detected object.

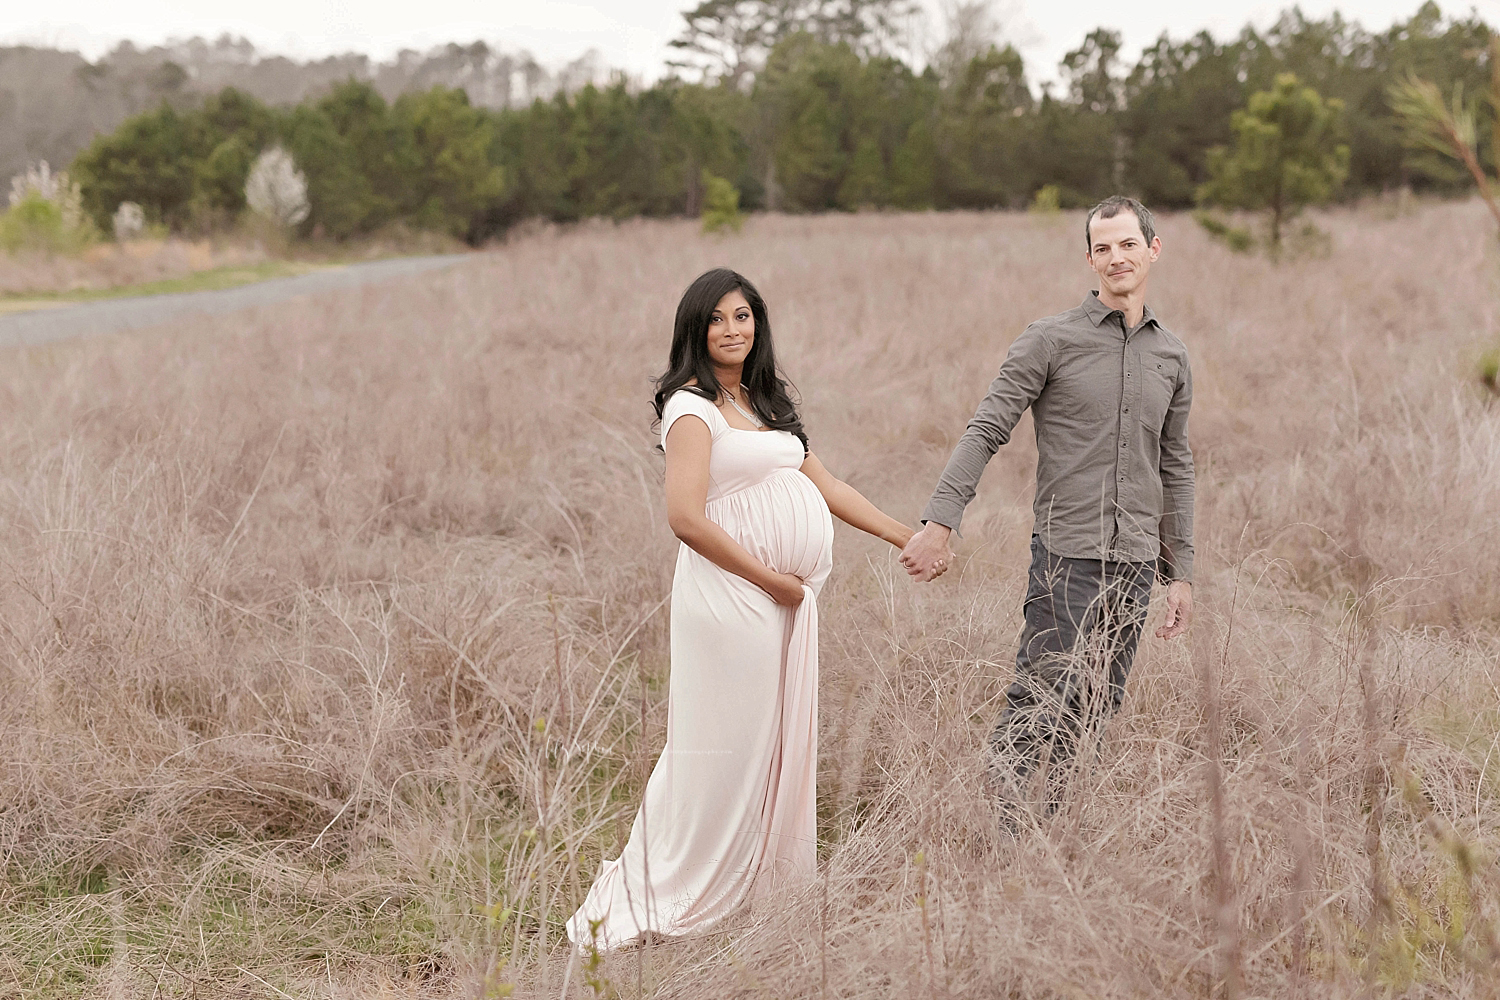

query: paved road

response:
[0,254,467,349]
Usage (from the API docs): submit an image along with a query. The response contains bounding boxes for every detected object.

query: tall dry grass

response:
[0,238,270,296]
[0,200,1497,998]
[0,227,465,297]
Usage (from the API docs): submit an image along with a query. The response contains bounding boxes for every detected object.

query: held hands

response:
[899,523,954,583]
[899,518,1192,636]
[765,571,807,607]
[1154,580,1193,639]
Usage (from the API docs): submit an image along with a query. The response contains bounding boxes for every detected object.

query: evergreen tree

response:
[190,89,279,224]
[393,87,506,240]
[1199,73,1350,248]
[72,104,199,229]
[1122,32,1247,206]
[757,35,858,211]
[935,43,1032,208]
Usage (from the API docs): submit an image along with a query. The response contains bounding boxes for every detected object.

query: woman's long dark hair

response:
[652,268,808,453]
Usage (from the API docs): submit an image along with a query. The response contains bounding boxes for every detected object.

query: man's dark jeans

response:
[988,535,1155,810]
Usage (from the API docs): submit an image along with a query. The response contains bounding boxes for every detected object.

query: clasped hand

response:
[899,523,953,582]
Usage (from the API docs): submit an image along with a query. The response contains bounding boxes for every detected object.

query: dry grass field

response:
[0,200,1498,999]
[0,229,464,299]
[0,238,268,296]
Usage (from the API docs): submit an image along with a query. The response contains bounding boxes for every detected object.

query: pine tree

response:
[1389,38,1500,237]
[1198,73,1349,250]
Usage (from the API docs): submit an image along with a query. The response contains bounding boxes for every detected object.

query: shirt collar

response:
[1083,289,1157,331]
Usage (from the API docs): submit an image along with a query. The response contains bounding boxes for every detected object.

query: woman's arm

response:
[799,453,914,549]
[665,416,805,606]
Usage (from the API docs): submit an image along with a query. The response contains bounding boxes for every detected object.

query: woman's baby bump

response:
[710,471,833,584]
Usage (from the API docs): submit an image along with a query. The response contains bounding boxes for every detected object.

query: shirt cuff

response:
[919,500,965,539]
[1157,555,1192,584]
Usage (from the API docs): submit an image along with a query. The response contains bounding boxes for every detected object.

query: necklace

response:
[722,388,764,428]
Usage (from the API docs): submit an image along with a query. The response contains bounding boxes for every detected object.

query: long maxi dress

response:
[565,389,834,951]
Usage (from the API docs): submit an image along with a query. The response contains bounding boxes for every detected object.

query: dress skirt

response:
[565,465,834,950]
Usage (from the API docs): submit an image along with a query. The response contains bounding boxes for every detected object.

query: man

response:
[900,196,1194,815]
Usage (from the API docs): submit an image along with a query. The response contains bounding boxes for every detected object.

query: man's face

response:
[1086,212,1161,299]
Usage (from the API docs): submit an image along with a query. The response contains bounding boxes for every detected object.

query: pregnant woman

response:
[565,268,917,951]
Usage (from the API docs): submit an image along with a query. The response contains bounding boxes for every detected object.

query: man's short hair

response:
[1085,196,1156,251]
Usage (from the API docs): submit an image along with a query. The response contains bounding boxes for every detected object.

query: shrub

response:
[1029,184,1062,214]
[0,195,66,253]
[2,162,94,253]
[1480,349,1499,395]
[700,170,743,233]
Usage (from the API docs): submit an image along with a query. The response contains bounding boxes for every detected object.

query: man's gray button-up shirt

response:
[920,290,1195,581]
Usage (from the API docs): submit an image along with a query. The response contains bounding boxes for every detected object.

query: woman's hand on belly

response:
[763,572,807,607]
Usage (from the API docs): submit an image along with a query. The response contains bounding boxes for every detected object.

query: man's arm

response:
[1157,357,1195,583]
[902,325,1051,580]
[1155,357,1195,638]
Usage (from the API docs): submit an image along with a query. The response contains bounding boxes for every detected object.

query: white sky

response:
[2,0,1487,86]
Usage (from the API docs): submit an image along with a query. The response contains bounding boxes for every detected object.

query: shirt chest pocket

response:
[1138,358,1179,431]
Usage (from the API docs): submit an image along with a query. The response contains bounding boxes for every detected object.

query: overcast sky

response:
[3,0,1485,85]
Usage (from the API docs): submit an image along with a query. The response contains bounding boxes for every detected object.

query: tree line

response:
[64,1,1493,243]
[0,36,597,186]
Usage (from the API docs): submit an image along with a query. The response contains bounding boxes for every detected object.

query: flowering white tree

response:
[244,147,310,228]
[112,201,145,241]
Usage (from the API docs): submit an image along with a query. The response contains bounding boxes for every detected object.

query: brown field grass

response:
[0,237,268,295]
[0,227,465,297]
[0,200,1498,998]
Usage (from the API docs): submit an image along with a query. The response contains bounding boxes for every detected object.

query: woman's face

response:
[706,290,754,370]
